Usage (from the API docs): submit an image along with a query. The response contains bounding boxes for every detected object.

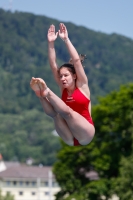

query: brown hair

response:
[58,54,86,75]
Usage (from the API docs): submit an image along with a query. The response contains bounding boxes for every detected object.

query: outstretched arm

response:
[47,25,60,85]
[58,23,88,84]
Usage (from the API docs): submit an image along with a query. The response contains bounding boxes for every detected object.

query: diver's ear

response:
[73,74,77,79]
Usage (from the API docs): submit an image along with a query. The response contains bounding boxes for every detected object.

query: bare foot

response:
[35,78,49,97]
[30,77,41,97]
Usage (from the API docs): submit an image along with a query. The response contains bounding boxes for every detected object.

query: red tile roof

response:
[0,165,54,180]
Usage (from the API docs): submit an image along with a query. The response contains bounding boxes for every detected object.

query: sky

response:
[0,0,133,40]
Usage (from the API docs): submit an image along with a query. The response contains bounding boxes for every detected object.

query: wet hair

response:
[58,54,86,75]
[59,63,76,74]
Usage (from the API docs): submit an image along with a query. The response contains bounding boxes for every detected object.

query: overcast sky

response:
[0,0,133,39]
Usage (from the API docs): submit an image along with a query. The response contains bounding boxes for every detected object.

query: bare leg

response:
[47,90,95,145]
[40,98,74,146]
[32,78,95,145]
[30,77,74,145]
[53,114,74,146]
[39,97,56,118]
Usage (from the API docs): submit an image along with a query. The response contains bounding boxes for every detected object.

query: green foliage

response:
[113,155,133,200]
[53,83,133,199]
[0,8,133,165]
[0,190,14,200]
[0,109,61,165]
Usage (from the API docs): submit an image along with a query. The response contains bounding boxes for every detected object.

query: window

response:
[19,191,23,195]
[13,181,17,185]
[6,181,11,186]
[44,181,48,186]
[19,181,23,186]
[26,181,29,186]
[45,191,49,196]
[32,181,36,186]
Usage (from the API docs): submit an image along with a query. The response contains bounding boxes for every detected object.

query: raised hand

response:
[47,24,58,42]
[58,23,68,41]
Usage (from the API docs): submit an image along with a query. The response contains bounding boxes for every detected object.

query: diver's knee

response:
[65,140,74,146]
[79,131,95,145]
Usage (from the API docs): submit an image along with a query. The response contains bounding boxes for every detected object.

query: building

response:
[0,158,60,200]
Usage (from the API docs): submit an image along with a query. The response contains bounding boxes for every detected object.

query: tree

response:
[111,155,133,200]
[0,190,14,200]
[53,83,133,200]
[111,111,133,200]
[0,9,133,164]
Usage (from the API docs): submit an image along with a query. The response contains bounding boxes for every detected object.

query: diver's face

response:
[59,67,76,88]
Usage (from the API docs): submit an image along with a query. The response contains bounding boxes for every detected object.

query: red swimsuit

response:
[61,88,94,146]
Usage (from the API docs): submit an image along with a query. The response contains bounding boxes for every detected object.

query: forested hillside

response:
[0,9,133,165]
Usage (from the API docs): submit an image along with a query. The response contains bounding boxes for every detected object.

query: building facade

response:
[0,161,60,200]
